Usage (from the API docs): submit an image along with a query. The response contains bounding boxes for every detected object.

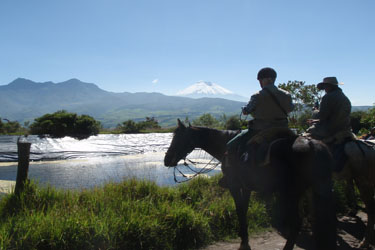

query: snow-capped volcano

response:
[177,81,233,95]
[176,81,247,102]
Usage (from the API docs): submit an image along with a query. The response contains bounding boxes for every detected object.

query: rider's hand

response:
[307,119,319,125]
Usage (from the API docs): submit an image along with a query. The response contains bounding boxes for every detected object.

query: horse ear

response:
[177,119,186,128]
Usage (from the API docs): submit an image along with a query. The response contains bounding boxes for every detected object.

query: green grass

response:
[0,175,270,250]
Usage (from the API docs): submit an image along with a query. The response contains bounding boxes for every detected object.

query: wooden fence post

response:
[15,141,31,195]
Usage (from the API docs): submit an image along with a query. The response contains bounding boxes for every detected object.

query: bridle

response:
[172,149,221,183]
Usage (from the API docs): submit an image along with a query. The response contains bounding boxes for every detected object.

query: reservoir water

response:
[0,134,221,189]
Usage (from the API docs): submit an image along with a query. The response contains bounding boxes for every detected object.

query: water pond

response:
[0,134,221,189]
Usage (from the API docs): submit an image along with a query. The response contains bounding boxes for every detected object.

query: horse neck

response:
[191,127,236,161]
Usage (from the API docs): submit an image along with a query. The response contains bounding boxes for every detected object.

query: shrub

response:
[224,115,241,130]
[0,118,24,134]
[117,119,141,133]
[29,110,101,139]
[192,114,220,128]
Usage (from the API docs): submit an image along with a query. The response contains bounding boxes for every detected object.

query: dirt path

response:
[202,212,374,250]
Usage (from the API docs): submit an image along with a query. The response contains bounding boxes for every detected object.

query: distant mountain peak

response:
[177,81,233,96]
[57,78,100,89]
[176,80,247,102]
[59,78,87,85]
[63,78,84,83]
[204,81,213,87]
[9,78,35,85]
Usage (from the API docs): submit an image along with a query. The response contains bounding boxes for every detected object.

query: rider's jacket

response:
[309,87,351,139]
[243,84,294,131]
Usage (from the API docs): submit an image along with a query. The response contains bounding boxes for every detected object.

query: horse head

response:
[164,119,196,167]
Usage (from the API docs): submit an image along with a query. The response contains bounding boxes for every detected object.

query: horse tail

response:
[310,140,337,250]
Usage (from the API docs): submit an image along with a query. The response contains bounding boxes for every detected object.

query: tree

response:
[0,118,3,133]
[138,117,161,130]
[30,110,101,139]
[278,81,322,114]
[350,111,367,134]
[117,120,141,133]
[278,81,322,130]
[192,113,219,128]
[117,117,162,133]
[359,107,375,135]
[224,115,241,130]
[0,118,23,134]
[361,107,375,128]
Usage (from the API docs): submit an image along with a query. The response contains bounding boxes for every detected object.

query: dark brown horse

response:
[164,119,337,250]
[338,140,375,248]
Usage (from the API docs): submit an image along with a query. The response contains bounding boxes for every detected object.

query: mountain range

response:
[0,78,246,127]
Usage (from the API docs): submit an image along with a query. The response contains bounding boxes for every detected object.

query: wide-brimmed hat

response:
[317,77,343,90]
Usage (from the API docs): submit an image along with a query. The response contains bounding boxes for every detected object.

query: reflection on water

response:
[0,134,221,188]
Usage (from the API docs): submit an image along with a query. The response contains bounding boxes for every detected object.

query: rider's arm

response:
[317,95,330,122]
[242,94,258,115]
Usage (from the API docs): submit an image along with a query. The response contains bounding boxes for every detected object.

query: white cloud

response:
[152,79,159,84]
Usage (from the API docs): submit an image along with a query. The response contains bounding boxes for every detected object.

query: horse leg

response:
[282,193,302,250]
[313,177,337,250]
[345,177,358,216]
[355,179,375,248]
[230,187,251,250]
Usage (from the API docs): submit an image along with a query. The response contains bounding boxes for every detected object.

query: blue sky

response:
[0,0,374,105]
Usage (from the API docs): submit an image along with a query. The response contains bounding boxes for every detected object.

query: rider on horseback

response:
[219,67,294,188]
[306,76,353,171]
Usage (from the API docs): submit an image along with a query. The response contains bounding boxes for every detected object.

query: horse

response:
[164,119,337,250]
[336,139,375,248]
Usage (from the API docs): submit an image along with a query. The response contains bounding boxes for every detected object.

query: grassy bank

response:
[0,175,270,250]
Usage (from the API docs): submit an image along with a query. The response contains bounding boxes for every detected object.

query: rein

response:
[173,151,221,183]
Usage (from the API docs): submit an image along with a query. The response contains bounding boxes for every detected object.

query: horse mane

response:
[189,126,240,142]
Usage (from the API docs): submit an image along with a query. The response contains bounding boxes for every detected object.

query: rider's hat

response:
[317,77,343,90]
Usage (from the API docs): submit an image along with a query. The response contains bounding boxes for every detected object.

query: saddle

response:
[344,139,375,166]
[241,127,297,166]
[322,130,357,145]
[303,130,357,172]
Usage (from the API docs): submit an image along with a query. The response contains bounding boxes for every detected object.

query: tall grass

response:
[0,175,270,250]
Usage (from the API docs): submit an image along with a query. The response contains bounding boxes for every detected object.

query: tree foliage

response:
[278,81,322,131]
[224,115,242,130]
[360,107,375,129]
[30,110,101,139]
[350,111,367,134]
[278,81,322,114]
[117,117,161,133]
[192,113,220,128]
[138,117,161,130]
[351,108,375,135]
[117,120,140,133]
[0,118,22,134]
